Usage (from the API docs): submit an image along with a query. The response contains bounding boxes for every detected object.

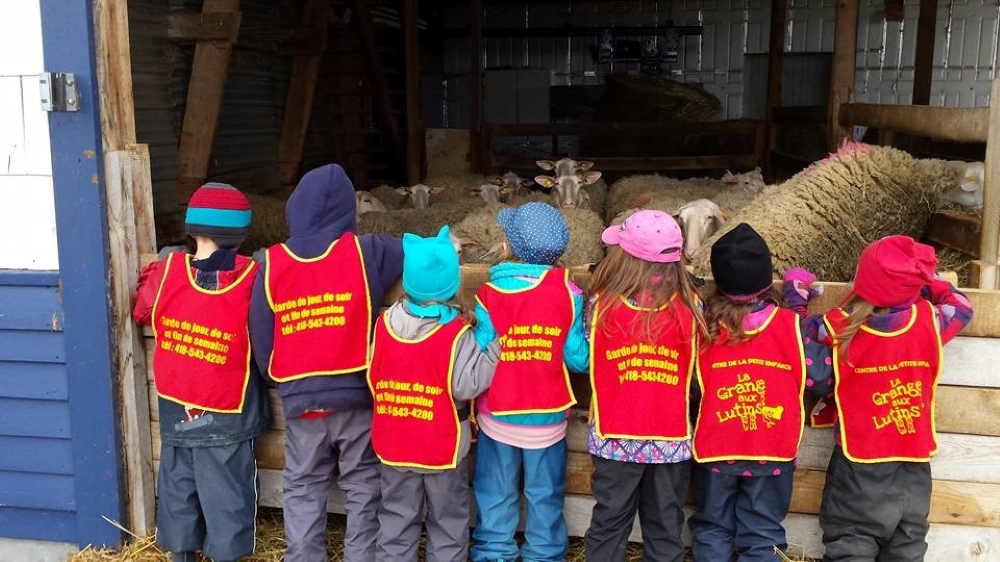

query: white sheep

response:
[471,183,503,205]
[355,190,388,222]
[395,183,445,209]
[534,158,607,213]
[487,171,535,202]
[674,199,728,259]
[939,160,984,208]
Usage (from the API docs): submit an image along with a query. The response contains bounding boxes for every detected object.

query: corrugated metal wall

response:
[433,0,1000,122]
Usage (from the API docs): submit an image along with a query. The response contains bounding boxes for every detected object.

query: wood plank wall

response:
[143,263,1000,559]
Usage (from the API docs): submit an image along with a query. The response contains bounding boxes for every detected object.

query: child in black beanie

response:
[688,223,822,561]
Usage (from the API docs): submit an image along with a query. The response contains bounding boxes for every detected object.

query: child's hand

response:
[784,267,822,300]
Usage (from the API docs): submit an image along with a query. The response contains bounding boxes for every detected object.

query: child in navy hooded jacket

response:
[248,163,402,562]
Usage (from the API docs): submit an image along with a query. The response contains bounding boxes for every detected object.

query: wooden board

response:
[926,210,982,258]
[839,104,989,144]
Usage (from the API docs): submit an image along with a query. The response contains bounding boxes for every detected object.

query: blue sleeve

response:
[563,292,590,373]
[803,333,833,398]
[473,301,497,351]
[248,261,274,378]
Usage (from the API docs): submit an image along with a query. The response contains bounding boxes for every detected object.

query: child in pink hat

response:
[584,210,709,561]
[787,234,974,561]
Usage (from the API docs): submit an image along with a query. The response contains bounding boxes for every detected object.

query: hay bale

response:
[595,74,722,124]
[690,142,960,281]
[245,193,288,254]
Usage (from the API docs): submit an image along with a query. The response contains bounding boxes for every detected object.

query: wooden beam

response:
[352,0,404,165]
[175,0,241,205]
[975,77,1000,289]
[94,0,157,535]
[486,120,762,137]
[403,0,422,184]
[925,210,981,258]
[828,0,860,150]
[840,103,989,143]
[772,105,826,123]
[167,12,240,42]
[763,0,787,177]
[491,154,760,173]
[469,0,484,172]
[276,0,331,189]
[911,0,938,105]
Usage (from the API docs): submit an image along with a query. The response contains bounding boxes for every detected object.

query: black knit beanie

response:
[710,223,773,300]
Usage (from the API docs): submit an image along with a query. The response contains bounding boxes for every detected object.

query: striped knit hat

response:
[185,182,252,249]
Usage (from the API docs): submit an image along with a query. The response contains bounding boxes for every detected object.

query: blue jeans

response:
[471,432,568,562]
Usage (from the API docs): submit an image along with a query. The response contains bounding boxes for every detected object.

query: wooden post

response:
[175,0,241,205]
[827,0,859,151]
[972,78,1000,289]
[763,0,787,178]
[911,0,938,105]
[403,0,422,184]
[94,0,157,535]
[353,0,404,165]
[277,0,331,190]
[469,0,484,172]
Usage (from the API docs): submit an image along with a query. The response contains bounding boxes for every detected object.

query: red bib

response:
[265,233,372,381]
[825,300,942,462]
[693,307,806,462]
[476,268,576,415]
[368,313,469,469]
[151,253,256,412]
[590,294,696,440]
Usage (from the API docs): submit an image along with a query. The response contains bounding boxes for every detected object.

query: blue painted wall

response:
[0,271,78,542]
[0,0,129,548]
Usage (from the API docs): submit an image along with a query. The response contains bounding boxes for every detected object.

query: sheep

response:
[487,171,536,201]
[534,158,608,214]
[355,190,388,219]
[395,183,445,209]
[606,171,761,223]
[451,203,605,267]
[674,199,728,260]
[721,167,767,193]
[938,160,984,208]
[471,183,502,205]
[690,141,961,282]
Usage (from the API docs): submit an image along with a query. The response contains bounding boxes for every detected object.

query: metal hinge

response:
[39,72,79,112]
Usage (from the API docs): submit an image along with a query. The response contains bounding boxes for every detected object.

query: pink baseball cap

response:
[602,210,683,263]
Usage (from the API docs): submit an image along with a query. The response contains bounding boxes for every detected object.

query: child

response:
[247,164,403,562]
[688,223,816,562]
[133,182,272,562]
[470,202,590,562]
[584,210,708,562]
[795,235,972,561]
[368,225,499,562]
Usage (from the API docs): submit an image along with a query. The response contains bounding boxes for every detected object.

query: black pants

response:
[820,446,931,562]
[584,456,691,562]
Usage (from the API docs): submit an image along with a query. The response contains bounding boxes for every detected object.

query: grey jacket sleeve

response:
[451,330,500,402]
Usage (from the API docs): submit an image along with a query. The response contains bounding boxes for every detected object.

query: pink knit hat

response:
[852,235,937,308]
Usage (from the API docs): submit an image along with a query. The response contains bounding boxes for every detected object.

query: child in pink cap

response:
[788,234,973,561]
[584,210,709,561]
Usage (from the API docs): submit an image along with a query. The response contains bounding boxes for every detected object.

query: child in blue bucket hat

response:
[470,202,590,562]
[368,225,499,562]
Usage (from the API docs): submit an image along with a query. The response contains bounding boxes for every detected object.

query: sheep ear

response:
[713,208,729,225]
[577,160,595,171]
[487,176,503,185]
[520,178,535,188]
[394,186,410,195]
[534,175,557,189]
[536,160,556,171]
[430,186,446,195]
[582,171,602,185]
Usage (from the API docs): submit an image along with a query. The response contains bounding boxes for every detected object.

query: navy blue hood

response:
[285,163,357,256]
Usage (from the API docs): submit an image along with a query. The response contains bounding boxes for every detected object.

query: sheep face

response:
[355,191,388,215]
[488,171,534,202]
[471,183,502,205]
[674,199,727,259]
[395,183,445,209]
[534,158,602,208]
[722,167,766,193]
[940,161,984,208]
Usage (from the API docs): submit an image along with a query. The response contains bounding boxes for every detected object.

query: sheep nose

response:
[563,200,576,208]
